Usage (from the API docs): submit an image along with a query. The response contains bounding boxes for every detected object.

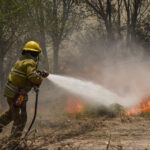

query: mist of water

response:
[48,74,138,107]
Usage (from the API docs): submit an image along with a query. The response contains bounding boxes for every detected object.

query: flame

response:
[65,96,84,114]
[126,96,150,115]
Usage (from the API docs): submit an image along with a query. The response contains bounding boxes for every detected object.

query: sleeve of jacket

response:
[26,60,43,85]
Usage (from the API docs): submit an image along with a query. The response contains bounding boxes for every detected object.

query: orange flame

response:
[126,96,150,115]
[65,96,84,114]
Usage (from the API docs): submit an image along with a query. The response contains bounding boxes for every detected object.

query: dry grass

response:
[1,104,150,150]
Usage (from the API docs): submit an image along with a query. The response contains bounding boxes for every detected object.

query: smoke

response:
[59,32,150,107]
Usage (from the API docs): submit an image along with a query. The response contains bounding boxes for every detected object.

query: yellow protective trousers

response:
[0,97,27,139]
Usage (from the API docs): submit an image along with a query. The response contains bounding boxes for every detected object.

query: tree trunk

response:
[117,0,122,38]
[124,0,131,44]
[38,3,49,71]
[104,20,112,41]
[40,29,49,71]
[106,0,112,40]
[0,56,5,106]
[131,0,141,41]
[53,43,59,73]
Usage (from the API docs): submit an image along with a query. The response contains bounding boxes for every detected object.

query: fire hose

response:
[24,87,39,138]
[24,70,48,137]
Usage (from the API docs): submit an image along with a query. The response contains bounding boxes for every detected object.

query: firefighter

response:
[0,41,49,147]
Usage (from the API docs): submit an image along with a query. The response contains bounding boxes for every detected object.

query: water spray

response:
[48,74,137,107]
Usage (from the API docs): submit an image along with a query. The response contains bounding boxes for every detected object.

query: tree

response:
[85,0,113,40]
[0,0,31,105]
[45,0,81,73]
[123,0,150,43]
[117,0,123,38]
[28,0,50,71]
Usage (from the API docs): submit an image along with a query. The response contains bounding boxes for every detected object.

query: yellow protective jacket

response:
[4,54,42,99]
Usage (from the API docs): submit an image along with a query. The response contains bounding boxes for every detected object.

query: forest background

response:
[0,0,149,106]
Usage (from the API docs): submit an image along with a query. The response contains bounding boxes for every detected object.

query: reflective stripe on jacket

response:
[4,54,42,99]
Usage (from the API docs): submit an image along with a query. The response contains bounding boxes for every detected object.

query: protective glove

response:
[41,70,49,78]
[37,70,49,78]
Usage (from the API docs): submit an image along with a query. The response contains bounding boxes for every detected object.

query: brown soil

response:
[1,115,150,150]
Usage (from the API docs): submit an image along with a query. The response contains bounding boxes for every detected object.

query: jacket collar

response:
[20,54,36,61]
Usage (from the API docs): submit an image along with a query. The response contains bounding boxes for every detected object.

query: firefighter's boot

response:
[0,109,12,133]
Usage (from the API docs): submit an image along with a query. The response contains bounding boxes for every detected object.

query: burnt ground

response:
[1,115,150,150]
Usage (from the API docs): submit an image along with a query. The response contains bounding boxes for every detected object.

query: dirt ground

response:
[33,116,150,150]
[1,115,150,150]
